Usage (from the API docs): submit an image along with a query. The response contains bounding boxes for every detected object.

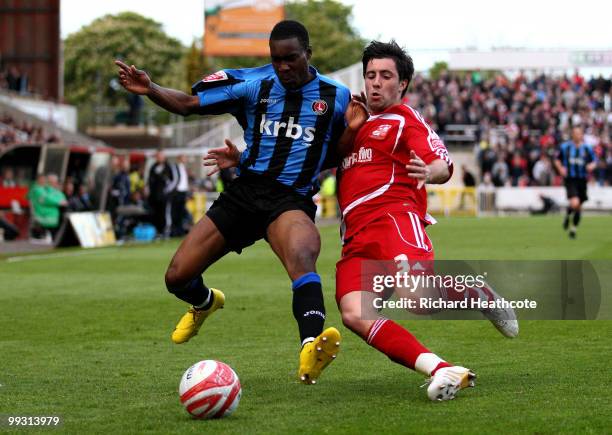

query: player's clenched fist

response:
[114,60,151,95]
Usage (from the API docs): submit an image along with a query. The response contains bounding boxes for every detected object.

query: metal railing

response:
[186,118,246,150]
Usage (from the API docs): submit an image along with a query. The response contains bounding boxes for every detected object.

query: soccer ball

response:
[179,360,242,419]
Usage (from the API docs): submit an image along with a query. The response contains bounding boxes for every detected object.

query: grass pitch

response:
[1,215,611,434]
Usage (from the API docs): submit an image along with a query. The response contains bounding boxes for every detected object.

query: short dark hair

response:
[362,40,414,97]
[270,20,310,51]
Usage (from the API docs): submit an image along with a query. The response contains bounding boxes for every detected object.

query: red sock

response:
[366,318,451,375]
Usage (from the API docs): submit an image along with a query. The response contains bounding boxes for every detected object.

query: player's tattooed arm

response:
[338,93,368,157]
[115,60,199,116]
[203,139,241,176]
[407,151,451,189]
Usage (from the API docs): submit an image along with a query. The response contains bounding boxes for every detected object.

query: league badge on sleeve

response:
[430,133,446,151]
[202,71,228,83]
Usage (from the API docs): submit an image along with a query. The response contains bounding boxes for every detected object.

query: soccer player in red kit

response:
[336,41,517,401]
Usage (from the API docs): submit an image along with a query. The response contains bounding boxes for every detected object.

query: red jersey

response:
[337,103,453,241]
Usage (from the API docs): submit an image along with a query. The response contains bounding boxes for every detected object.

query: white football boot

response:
[424,366,476,401]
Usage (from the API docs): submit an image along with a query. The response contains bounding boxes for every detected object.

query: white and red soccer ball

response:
[179,360,241,419]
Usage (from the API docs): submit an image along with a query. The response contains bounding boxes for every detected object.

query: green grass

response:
[1,215,611,434]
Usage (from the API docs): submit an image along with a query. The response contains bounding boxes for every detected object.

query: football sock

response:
[573,210,581,227]
[292,273,326,346]
[193,287,214,310]
[366,318,451,375]
[167,275,213,308]
[563,207,572,228]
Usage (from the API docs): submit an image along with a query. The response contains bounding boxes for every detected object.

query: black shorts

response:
[565,178,588,203]
[206,173,316,253]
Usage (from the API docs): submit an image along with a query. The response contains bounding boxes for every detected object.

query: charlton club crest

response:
[312,100,328,115]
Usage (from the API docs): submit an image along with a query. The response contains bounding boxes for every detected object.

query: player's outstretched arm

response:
[115,60,199,116]
[203,139,241,176]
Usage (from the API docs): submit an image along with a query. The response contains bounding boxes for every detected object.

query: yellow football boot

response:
[171,288,225,344]
[298,327,341,384]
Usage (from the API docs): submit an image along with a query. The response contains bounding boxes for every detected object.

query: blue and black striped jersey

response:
[556,141,596,179]
[192,64,350,195]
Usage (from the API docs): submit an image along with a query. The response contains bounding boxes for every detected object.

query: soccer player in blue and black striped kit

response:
[554,126,596,239]
[116,21,350,384]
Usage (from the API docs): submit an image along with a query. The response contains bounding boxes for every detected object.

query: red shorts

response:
[335,211,434,305]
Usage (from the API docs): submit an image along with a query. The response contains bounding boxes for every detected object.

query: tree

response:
[213,0,365,74]
[429,61,449,80]
[64,12,185,107]
[285,0,365,73]
[185,39,211,89]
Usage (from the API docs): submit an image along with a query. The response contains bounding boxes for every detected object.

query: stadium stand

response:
[406,71,612,186]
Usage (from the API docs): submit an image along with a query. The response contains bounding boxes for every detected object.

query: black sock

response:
[166,275,213,308]
[563,208,572,228]
[292,273,325,345]
[573,210,581,227]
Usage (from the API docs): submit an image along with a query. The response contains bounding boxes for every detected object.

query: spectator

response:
[532,154,553,186]
[127,94,143,126]
[530,194,559,215]
[509,151,527,186]
[129,162,146,196]
[64,181,91,212]
[1,167,17,187]
[28,174,67,239]
[491,154,509,186]
[147,150,173,237]
[168,154,191,237]
[77,184,94,211]
[461,165,476,188]
[6,66,28,94]
[110,157,131,208]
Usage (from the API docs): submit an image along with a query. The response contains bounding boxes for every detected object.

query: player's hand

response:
[586,162,597,173]
[345,92,368,131]
[203,139,241,176]
[115,60,151,95]
[406,150,430,189]
[559,166,568,178]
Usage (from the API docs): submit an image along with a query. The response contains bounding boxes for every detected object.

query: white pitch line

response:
[5,248,120,263]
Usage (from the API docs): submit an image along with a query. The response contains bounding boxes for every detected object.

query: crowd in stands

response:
[407,71,612,186]
[0,114,60,152]
[2,68,612,241]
